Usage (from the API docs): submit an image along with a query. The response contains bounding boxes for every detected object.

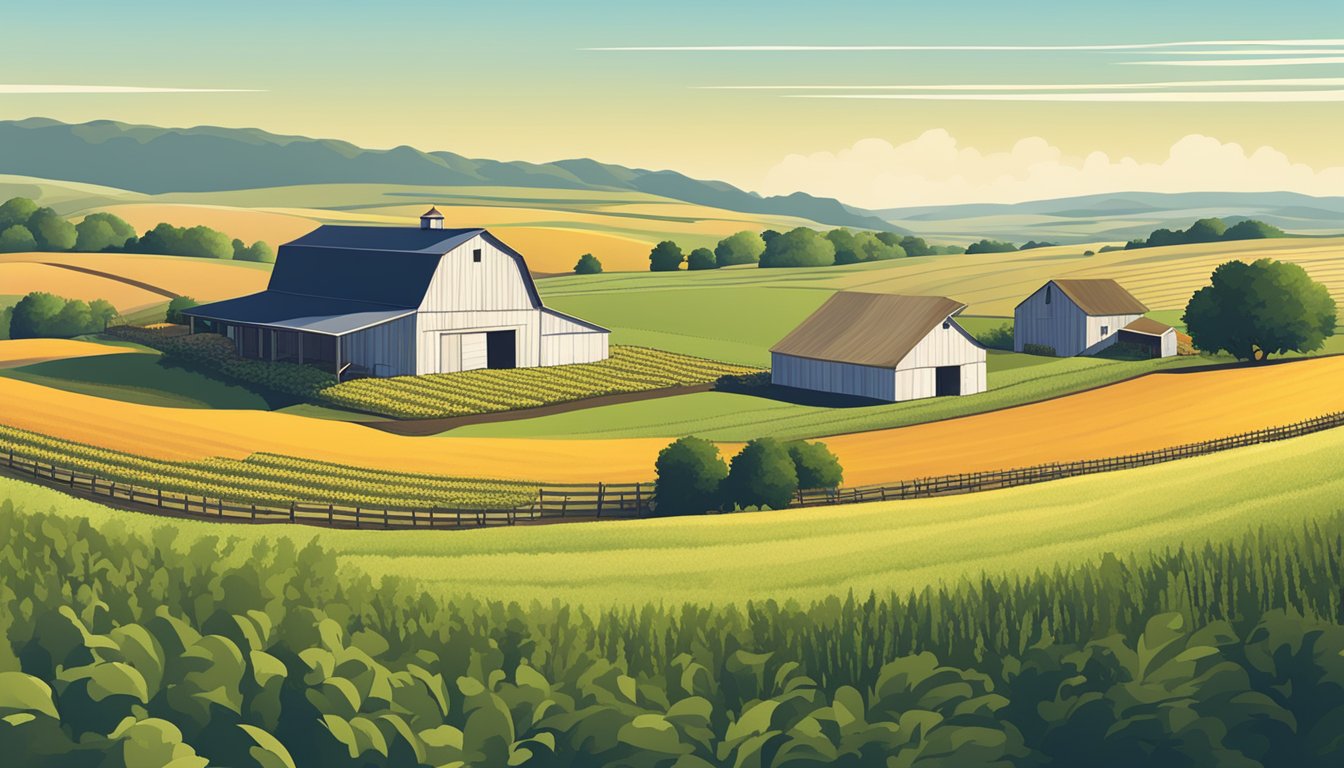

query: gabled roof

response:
[1048,279,1148,316]
[771,292,970,368]
[421,206,444,218]
[1122,316,1175,337]
[182,292,414,336]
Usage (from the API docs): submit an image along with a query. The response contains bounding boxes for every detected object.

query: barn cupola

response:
[419,206,445,230]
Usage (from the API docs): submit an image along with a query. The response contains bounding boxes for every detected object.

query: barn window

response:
[1045,285,1052,304]
[942,320,951,330]
[1101,325,1109,335]
[472,248,482,263]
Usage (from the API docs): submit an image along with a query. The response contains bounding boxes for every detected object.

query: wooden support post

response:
[596,482,605,517]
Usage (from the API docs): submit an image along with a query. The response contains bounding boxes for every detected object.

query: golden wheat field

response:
[0,252,270,309]
[0,339,134,369]
[1,356,1341,485]
[90,203,321,246]
[0,262,166,311]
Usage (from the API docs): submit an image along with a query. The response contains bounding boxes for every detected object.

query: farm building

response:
[183,210,609,380]
[770,292,987,402]
[1013,279,1176,358]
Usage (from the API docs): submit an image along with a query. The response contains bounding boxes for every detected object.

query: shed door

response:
[459,333,488,371]
[439,333,461,373]
[935,365,961,397]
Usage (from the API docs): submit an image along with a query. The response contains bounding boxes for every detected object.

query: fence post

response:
[383,507,389,529]
[596,482,605,517]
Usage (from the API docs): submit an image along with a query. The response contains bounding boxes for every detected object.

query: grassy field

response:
[5,418,1343,607]
[0,352,275,409]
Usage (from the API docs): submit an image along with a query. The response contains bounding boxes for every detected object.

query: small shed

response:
[1117,316,1178,358]
[1013,278,1175,357]
[770,292,987,402]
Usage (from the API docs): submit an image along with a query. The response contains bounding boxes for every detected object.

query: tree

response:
[1183,258,1336,361]
[760,227,835,268]
[166,296,200,325]
[27,208,77,251]
[0,196,38,230]
[232,239,275,263]
[788,441,843,490]
[965,239,1017,254]
[1184,217,1227,243]
[138,223,233,259]
[1020,240,1057,250]
[859,231,904,261]
[573,253,603,274]
[1223,220,1284,240]
[88,299,118,330]
[760,229,782,245]
[8,292,66,339]
[648,240,684,272]
[723,438,798,510]
[687,247,717,270]
[0,224,37,252]
[653,436,727,516]
[898,235,933,257]
[52,299,92,337]
[75,212,135,252]
[714,230,765,267]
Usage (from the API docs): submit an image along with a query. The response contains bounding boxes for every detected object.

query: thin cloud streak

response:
[587,40,1344,52]
[0,84,262,94]
[1128,57,1344,67]
[789,90,1344,102]
[699,78,1344,91]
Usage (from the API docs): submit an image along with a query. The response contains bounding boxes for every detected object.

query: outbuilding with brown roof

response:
[1013,278,1175,358]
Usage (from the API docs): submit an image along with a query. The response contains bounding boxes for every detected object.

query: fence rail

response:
[3,411,1342,530]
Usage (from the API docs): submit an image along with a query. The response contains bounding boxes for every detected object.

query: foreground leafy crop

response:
[2,495,1343,766]
[0,424,539,509]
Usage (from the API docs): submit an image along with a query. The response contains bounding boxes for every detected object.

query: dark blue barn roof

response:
[183,225,545,334]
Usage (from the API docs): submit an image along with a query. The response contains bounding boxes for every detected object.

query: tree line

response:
[0,293,119,341]
[652,435,843,514]
[1126,217,1285,249]
[0,196,273,262]
[628,228,965,273]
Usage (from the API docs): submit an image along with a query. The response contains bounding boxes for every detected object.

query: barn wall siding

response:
[341,314,416,377]
[541,333,608,366]
[417,310,541,373]
[771,353,896,401]
[898,320,986,370]
[1015,283,1147,357]
[1161,329,1177,357]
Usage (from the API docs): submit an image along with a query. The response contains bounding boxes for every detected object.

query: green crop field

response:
[0,351,276,409]
[5,419,1344,608]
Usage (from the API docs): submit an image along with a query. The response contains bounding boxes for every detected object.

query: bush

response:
[132,223,233,259]
[6,292,114,339]
[74,212,135,252]
[573,253,603,274]
[965,239,1017,254]
[648,240,683,271]
[1083,249,1095,256]
[652,436,727,515]
[976,322,1014,350]
[165,296,199,325]
[26,208,76,251]
[714,230,765,267]
[723,437,798,510]
[760,227,835,268]
[0,224,36,252]
[0,196,38,230]
[231,238,275,263]
[788,440,843,490]
[687,247,717,270]
[1183,258,1336,361]
[1022,343,1056,357]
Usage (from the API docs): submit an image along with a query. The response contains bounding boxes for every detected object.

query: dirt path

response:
[2,356,1344,485]
[39,262,181,299]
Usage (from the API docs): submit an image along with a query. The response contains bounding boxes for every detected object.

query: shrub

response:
[714,230,765,267]
[687,247,717,270]
[760,227,835,268]
[648,240,683,271]
[0,224,36,252]
[165,296,199,325]
[74,212,135,252]
[573,253,603,274]
[965,239,1017,254]
[0,196,38,229]
[788,440,843,490]
[652,436,727,516]
[1184,258,1335,361]
[26,207,76,251]
[132,223,233,259]
[1083,249,1095,256]
[723,437,798,510]
[1022,343,1056,357]
[976,322,1014,350]
[6,292,114,339]
[231,238,275,263]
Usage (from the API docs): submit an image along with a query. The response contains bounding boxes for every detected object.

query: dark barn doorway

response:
[486,330,517,369]
[935,365,961,397]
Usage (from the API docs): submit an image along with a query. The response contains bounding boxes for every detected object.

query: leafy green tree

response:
[723,437,798,510]
[1183,258,1336,361]
[976,323,1014,350]
[965,239,1017,254]
[760,227,835,268]
[1223,219,1285,240]
[860,231,904,260]
[232,239,275,263]
[788,440,843,490]
[687,247,717,270]
[88,299,118,330]
[1020,240,1057,250]
[137,223,233,259]
[652,436,727,515]
[0,306,12,340]
[0,224,36,252]
[898,235,932,257]
[827,229,862,265]
[1184,217,1227,243]
[714,230,766,267]
[52,299,92,337]
[0,196,38,230]
[759,229,781,245]
[74,212,135,252]
[26,208,76,251]
[8,292,66,339]
[166,296,200,325]
[573,253,603,274]
[648,240,684,272]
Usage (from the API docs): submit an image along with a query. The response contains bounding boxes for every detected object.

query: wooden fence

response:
[3,411,1342,529]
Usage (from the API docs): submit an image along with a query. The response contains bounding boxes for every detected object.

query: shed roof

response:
[1050,279,1148,315]
[770,292,969,368]
[421,207,444,218]
[182,291,414,336]
[1122,316,1175,337]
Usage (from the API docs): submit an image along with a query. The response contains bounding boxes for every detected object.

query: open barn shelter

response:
[184,210,608,380]
[770,292,987,402]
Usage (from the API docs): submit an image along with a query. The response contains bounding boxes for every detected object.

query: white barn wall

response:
[539,309,608,366]
[1161,329,1177,357]
[341,314,416,377]
[898,321,985,370]
[771,353,896,400]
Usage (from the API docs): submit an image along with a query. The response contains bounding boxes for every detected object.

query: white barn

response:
[770,292,987,402]
[183,210,609,380]
[1013,278,1176,358]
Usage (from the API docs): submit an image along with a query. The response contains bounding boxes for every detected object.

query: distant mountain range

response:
[0,117,893,231]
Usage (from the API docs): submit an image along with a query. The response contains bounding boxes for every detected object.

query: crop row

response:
[319,345,762,419]
[0,424,539,509]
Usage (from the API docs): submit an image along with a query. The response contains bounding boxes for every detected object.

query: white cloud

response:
[758,131,1344,208]
[0,84,259,93]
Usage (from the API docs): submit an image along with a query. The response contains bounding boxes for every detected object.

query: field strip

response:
[0,339,136,370]
[38,262,180,299]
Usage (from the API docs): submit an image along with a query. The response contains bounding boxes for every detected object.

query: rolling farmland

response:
[0,338,136,369]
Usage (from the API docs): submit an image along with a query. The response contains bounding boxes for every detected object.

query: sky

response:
[3,0,1343,207]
